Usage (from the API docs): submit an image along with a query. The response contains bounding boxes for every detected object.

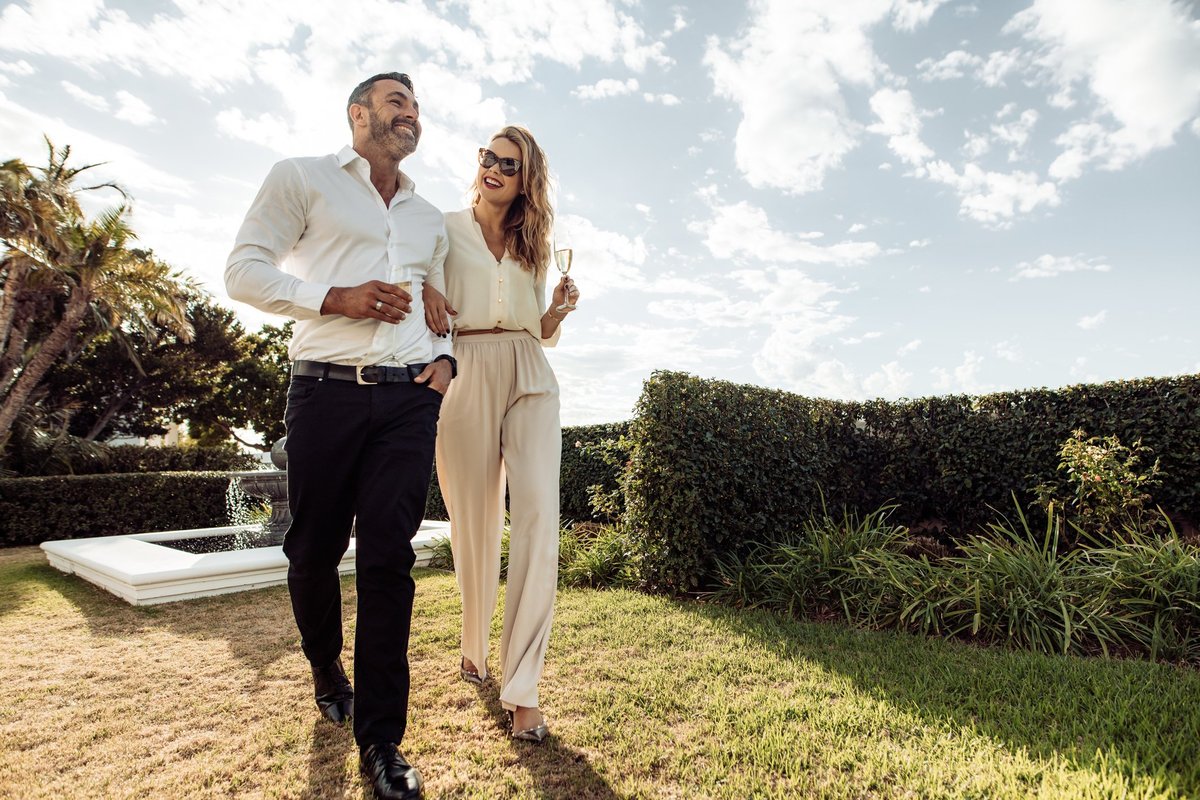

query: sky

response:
[1,0,1198,426]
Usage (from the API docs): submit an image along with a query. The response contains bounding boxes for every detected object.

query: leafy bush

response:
[1079,520,1200,662]
[620,371,1200,592]
[941,502,1115,656]
[708,502,910,621]
[0,472,233,546]
[1035,430,1164,541]
[8,442,260,476]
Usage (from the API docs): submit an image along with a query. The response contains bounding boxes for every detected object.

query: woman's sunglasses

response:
[478,148,522,177]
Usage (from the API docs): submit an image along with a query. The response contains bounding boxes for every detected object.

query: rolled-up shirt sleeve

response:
[225,160,332,320]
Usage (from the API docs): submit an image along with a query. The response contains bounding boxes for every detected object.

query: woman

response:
[424,125,579,742]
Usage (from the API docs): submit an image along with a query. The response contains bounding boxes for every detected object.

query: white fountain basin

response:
[40,521,451,606]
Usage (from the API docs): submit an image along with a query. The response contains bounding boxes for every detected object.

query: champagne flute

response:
[553,244,574,312]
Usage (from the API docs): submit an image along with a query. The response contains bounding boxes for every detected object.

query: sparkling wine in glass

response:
[554,246,574,312]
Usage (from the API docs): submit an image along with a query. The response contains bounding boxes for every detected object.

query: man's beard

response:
[369,108,418,158]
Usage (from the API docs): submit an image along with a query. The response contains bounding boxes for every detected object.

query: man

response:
[226,72,454,800]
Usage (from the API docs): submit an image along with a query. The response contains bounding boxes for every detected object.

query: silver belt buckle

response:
[355,365,378,385]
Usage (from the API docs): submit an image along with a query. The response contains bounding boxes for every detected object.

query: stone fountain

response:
[40,437,449,605]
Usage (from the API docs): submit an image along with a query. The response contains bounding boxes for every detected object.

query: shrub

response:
[707,501,909,621]
[0,472,233,546]
[1079,519,1200,662]
[941,502,1115,656]
[10,442,260,476]
[620,371,1200,592]
[1035,430,1164,541]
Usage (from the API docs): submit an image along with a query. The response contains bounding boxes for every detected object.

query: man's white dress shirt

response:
[226,145,451,367]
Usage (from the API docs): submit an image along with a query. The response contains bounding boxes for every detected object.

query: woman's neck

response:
[472,200,509,237]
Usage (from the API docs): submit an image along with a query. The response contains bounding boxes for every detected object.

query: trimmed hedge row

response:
[2,423,631,547]
[0,472,233,547]
[620,371,1200,593]
[12,444,261,477]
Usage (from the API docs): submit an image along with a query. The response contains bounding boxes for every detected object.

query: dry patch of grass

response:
[2,545,1198,799]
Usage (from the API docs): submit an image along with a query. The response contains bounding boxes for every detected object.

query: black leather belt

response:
[292,359,429,385]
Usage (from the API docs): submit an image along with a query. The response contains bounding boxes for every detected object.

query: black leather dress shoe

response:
[360,743,423,800]
[312,656,353,724]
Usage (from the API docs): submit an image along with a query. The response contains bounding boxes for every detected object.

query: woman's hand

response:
[550,275,580,317]
[423,285,457,337]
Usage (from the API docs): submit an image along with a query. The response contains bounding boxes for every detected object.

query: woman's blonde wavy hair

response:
[470,125,553,276]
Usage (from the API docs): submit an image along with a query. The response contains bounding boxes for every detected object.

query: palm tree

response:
[0,138,193,451]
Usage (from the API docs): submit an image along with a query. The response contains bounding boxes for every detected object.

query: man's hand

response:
[413,359,453,395]
[321,280,412,323]
[422,285,457,337]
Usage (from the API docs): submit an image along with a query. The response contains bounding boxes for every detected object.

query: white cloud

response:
[556,212,646,297]
[917,50,980,81]
[898,338,922,355]
[643,92,681,106]
[862,360,913,396]
[62,80,109,112]
[960,131,988,159]
[114,89,158,126]
[867,88,935,167]
[994,340,1021,362]
[690,193,880,267]
[923,159,1060,228]
[991,108,1038,161]
[932,350,987,393]
[848,222,867,233]
[1077,310,1108,330]
[908,238,931,248]
[573,77,639,100]
[917,48,1023,86]
[0,90,191,198]
[1009,0,1200,180]
[0,58,35,75]
[1011,253,1112,280]
[892,0,952,31]
[216,108,292,149]
[704,0,891,194]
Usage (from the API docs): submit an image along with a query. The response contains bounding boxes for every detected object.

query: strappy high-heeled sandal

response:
[459,657,484,685]
[507,710,549,743]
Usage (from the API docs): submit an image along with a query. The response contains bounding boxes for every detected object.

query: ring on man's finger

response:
[374,300,383,311]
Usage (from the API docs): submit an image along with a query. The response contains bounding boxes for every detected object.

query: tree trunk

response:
[83,381,143,441]
[0,298,34,394]
[0,257,31,372]
[0,287,91,447]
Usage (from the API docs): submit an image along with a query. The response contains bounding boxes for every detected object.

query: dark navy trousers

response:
[283,375,442,748]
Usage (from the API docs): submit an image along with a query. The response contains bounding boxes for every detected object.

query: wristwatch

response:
[433,354,458,379]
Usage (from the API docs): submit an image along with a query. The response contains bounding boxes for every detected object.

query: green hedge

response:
[620,371,1200,594]
[3,422,630,546]
[13,443,260,476]
[0,472,233,547]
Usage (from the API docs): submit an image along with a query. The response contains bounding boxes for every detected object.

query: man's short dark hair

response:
[347,72,414,129]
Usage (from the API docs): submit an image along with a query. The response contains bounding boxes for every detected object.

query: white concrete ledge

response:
[40,521,450,606]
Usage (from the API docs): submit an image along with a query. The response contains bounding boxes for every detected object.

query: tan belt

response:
[455,327,519,336]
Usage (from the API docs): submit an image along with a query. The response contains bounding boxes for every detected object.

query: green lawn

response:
[1,545,1197,798]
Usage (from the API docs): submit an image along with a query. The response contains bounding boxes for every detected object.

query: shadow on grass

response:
[674,597,1200,793]
[306,718,355,799]
[468,677,623,800]
[0,561,48,620]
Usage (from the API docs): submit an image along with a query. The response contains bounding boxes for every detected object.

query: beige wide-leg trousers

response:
[435,330,561,712]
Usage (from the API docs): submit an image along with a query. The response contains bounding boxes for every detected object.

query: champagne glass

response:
[553,244,574,312]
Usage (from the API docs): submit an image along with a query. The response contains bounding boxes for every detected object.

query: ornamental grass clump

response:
[708,500,909,622]
[941,500,1116,657]
[1079,518,1200,663]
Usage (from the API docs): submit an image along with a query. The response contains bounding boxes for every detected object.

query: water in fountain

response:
[156,476,274,554]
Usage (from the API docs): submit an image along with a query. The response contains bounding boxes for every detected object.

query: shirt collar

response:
[337,145,416,199]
